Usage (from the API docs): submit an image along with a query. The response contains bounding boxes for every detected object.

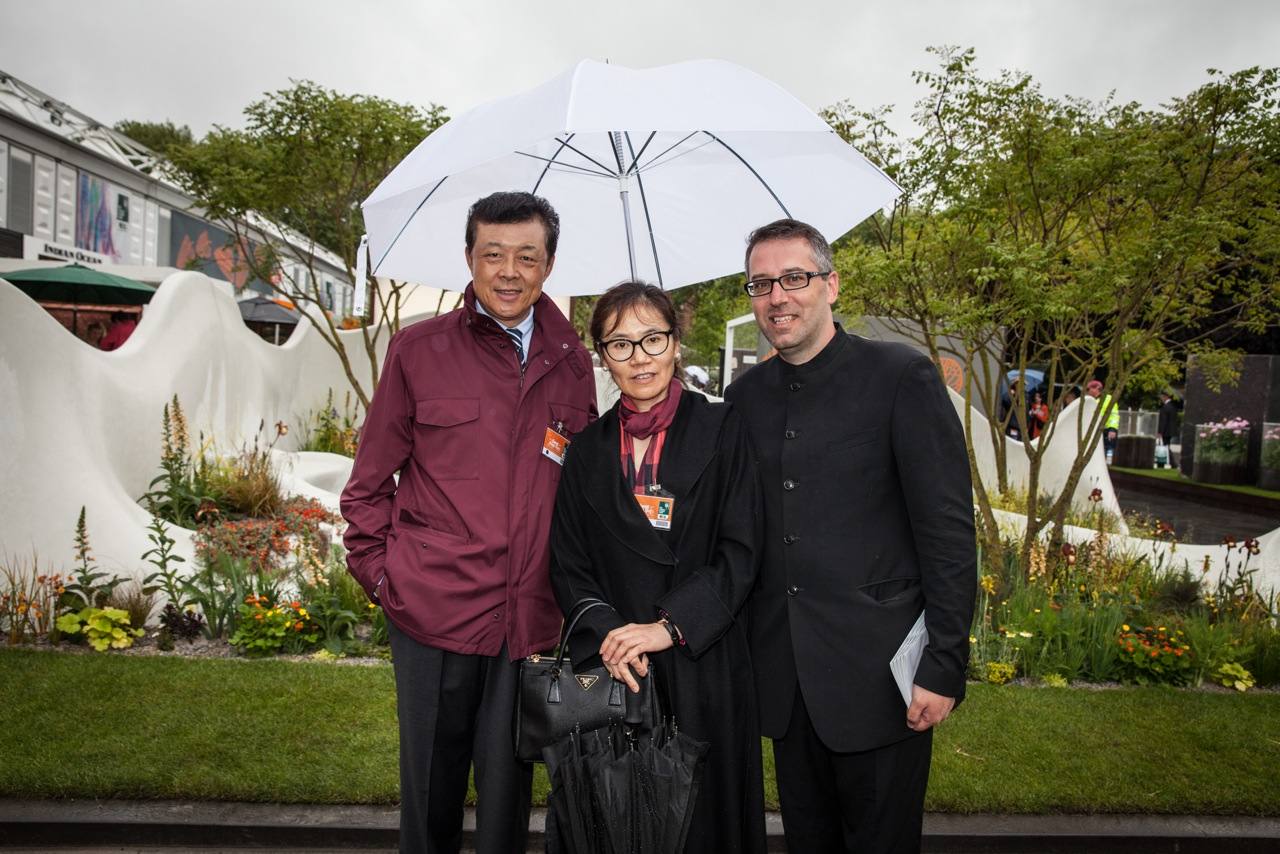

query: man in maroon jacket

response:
[341,192,597,854]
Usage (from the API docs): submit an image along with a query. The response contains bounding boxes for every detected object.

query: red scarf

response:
[618,379,682,493]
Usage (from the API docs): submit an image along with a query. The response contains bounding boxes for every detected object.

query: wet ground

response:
[1115,483,1279,544]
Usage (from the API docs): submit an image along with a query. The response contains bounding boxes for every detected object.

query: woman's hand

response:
[600,622,672,692]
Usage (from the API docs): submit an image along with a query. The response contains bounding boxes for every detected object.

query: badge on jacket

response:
[634,484,675,529]
[542,421,571,466]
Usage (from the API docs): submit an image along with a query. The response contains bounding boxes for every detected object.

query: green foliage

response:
[141,510,189,608]
[113,119,193,157]
[825,48,1280,567]
[296,389,358,457]
[1213,661,1255,692]
[1115,624,1194,686]
[106,582,156,632]
[182,555,254,640]
[144,397,217,528]
[164,82,448,410]
[229,594,320,657]
[56,607,143,652]
[1260,423,1280,471]
[1194,418,1251,465]
[63,508,121,610]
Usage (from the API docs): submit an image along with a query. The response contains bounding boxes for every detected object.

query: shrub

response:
[297,389,359,457]
[158,603,205,643]
[1115,624,1194,686]
[1,556,65,644]
[56,607,144,652]
[141,510,190,609]
[1261,424,1280,472]
[63,508,122,610]
[1194,418,1250,465]
[1213,662,1255,692]
[229,594,320,656]
[107,582,156,632]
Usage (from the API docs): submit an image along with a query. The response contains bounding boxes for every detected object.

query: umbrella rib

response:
[530,133,575,194]
[625,132,658,175]
[372,175,449,273]
[517,151,615,181]
[553,137,620,177]
[701,131,793,217]
[625,132,665,288]
[633,131,700,173]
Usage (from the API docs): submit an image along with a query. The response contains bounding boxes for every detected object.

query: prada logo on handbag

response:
[575,674,600,691]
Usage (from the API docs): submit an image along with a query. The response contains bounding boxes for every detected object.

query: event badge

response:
[634,484,675,530]
[541,421,570,466]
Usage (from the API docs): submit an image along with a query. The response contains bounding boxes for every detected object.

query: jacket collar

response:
[462,283,586,379]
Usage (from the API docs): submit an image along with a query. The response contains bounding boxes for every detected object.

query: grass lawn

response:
[1112,466,1280,501]
[2,649,1278,814]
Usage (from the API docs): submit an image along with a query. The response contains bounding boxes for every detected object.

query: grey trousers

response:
[388,621,532,854]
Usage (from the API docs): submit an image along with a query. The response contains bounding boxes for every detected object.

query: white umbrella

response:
[360,59,901,298]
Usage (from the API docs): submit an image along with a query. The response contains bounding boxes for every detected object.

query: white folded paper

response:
[890,610,928,707]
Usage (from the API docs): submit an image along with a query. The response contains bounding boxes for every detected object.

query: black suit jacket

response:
[726,330,976,752]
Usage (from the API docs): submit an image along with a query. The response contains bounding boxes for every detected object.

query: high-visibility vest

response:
[1101,394,1120,430]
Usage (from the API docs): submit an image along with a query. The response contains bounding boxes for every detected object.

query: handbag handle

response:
[553,597,611,672]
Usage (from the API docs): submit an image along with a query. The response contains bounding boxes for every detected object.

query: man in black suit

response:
[725,219,976,853]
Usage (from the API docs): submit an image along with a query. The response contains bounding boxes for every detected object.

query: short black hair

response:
[465,192,560,258]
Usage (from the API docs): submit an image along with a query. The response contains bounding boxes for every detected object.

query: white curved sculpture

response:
[1,273,1275,594]
[0,271,397,579]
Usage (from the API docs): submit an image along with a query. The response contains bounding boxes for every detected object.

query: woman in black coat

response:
[549,281,766,853]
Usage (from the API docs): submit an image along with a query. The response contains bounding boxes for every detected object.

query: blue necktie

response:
[505,327,524,364]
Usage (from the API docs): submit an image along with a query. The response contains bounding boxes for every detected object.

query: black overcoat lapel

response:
[576,393,722,566]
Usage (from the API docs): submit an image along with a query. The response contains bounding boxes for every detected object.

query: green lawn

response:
[1113,466,1280,501]
[2,649,1278,814]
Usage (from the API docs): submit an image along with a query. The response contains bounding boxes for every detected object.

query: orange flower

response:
[254,613,264,621]
[1150,650,1158,658]
[294,621,304,631]
[290,601,301,610]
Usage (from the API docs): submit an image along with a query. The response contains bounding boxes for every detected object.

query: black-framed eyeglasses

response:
[743,270,831,298]
[599,329,674,362]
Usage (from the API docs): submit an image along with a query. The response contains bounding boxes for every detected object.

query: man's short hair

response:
[465,192,560,258]
[744,218,834,277]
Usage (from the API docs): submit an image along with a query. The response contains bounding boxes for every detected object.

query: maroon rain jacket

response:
[340,285,597,659]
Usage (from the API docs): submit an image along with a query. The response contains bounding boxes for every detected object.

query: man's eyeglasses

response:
[599,329,674,362]
[743,270,831,298]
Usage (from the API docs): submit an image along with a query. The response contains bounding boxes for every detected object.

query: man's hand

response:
[907,684,955,732]
[600,623,672,692]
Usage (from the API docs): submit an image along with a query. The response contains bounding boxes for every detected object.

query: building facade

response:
[0,70,354,317]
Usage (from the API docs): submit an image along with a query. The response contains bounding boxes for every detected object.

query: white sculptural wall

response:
[1,271,1275,593]
[0,271,401,579]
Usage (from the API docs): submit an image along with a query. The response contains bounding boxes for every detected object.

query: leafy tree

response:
[112,119,193,157]
[827,48,1280,566]
[164,81,448,410]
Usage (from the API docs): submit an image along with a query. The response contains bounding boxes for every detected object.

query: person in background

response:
[1157,390,1180,467]
[1085,379,1119,464]
[1029,388,1050,440]
[99,311,137,351]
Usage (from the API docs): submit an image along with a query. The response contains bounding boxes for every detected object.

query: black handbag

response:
[514,598,659,762]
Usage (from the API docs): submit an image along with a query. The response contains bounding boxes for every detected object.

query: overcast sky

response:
[3,0,1278,140]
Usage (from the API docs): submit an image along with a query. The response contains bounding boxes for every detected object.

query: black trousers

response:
[773,687,932,854]
[388,621,532,854]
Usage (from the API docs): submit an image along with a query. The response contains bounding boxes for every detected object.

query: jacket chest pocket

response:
[414,398,481,480]
[548,401,590,437]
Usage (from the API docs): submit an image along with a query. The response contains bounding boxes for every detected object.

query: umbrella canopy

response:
[238,295,301,325]
[1,263,155,306]
[362,59,901,296]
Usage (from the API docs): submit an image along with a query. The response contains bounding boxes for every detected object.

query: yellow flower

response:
[1122,624,1131,632]
[1018,631,1033,638]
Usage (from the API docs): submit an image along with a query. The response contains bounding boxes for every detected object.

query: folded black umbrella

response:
[544,720,707,854]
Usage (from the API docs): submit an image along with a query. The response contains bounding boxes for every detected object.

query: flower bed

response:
[1192,418,1251,484]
